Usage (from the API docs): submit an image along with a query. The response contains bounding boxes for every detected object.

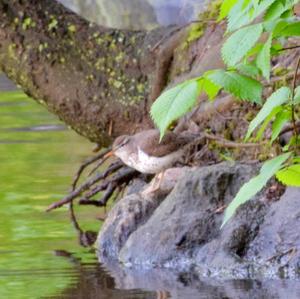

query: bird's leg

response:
[142,171,165,195]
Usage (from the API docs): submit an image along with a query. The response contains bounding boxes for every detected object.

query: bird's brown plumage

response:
[134,129,194,157]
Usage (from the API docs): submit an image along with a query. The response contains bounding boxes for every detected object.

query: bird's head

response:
[111,135,131,159]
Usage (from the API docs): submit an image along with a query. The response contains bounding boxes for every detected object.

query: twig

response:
[203,133,264,148]
[46,160,123,211]
[278,45,300,52]
[71,148,111,191]
[291,55,300,148]
[82,166,138,201]
[266,247,296,262]
[268,72,295,86]
[69,201,82,232]
[108,120,113,136]
[87,155,110,177]
[79,182,117,207]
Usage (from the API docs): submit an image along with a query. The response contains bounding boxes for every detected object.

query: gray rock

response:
[245,187,300,277]
[97,162,300,278]
[97,192,165,259]
[97,167,189,259]
[118,163,261,269]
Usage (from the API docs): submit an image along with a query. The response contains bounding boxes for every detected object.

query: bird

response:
[111,129,195,174]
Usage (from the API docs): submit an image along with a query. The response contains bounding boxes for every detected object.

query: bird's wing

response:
[137,130,193,157]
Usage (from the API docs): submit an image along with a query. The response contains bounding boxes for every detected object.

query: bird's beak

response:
[104,150,114,158]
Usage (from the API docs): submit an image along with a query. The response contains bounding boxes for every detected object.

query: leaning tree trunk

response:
[0,0,224,145]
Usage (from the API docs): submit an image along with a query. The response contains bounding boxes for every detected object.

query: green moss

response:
[113,80,122,89]
[200,0,222,20]
[68,25,76,33]
[8,44,16,59]
[48,18,58,31]
[22,17,32,30]
[187,23,204,43]
[137,83,145,93]
[184,0,221,47]
[115,52,124,62]
[95,38,103,45]
[273,66,289,76]
[86,74,94,81]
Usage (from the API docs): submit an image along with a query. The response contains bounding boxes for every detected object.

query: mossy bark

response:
[0,0,224,145]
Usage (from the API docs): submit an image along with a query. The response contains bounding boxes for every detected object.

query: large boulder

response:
[96,162,300,278]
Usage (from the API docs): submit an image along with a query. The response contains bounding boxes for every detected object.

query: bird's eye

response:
[122,137,129,147]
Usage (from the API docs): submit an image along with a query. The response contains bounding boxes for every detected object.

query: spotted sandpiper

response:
[111,129,195,174]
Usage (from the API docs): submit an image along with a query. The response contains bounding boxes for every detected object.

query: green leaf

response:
[274,21,300,37]
[201,77,221,100]
[218,0,239,21]
[255,106,281,140]
[150,79,202,139]
[280,8,294,18]
[222,23,263,67]
[292,156,300,163]
[294,86,300,104]
[271,43,283,55]
[276,164,300,186]
[227,0,252,32]
[283,135,297,151]
[273,19,289,35]
[227,0,277,32]
[236,63,260,77]
[264,0,295,22]
[245,87,291,139]
[256,34,272,80]
[271,109,291,142]
[245,43,264,57]
[208,70,262,103]
[222,152,291,227]
[252,0,279,18]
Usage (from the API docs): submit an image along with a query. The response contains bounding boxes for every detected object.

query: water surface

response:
[0,87,104,298]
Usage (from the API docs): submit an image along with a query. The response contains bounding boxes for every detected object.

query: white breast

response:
[114,145,185,174]
[132,147,184,174]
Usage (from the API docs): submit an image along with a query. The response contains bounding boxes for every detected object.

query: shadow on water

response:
[42,253,300,299]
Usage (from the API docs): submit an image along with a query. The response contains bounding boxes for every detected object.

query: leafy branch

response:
[150,0,300,226]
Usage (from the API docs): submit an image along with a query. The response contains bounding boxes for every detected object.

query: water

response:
[0,86,97,298]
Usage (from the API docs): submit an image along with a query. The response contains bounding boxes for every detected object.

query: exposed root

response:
[46,158,137,212]
[79,167,138,207]
[69,202,97,247]
[203,133,265,148]
[71,148,111,191]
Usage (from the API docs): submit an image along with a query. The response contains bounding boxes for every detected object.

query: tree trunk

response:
[0,0,224,145]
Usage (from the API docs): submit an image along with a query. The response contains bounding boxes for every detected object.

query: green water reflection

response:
[0,91,101,299]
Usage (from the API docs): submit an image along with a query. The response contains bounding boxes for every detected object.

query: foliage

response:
[222,152,291,226]
[150,0,300,226]
[245,86,291,139]
[151,80,201,140]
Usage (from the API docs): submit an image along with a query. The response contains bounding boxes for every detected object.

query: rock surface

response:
[96,162,300,278]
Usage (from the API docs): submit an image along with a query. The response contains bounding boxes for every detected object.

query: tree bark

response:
[0,0,224,145]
